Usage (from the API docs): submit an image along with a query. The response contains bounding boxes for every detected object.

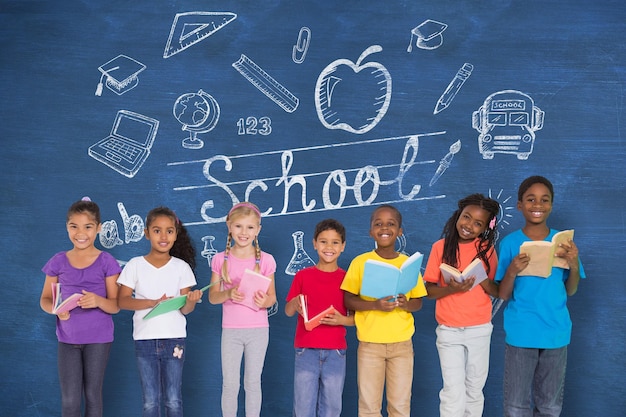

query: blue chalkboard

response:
[1,0,625,416]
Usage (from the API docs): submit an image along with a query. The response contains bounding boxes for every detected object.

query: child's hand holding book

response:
[373,295,400,312]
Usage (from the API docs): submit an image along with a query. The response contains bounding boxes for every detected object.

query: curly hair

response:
[441,194,499,275]
[146,207,196,271]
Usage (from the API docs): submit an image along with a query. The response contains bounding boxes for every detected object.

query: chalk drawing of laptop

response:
[88,110,159,178]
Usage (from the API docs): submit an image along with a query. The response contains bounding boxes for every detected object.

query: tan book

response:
[439,258,488,289]
[519,229,574,278]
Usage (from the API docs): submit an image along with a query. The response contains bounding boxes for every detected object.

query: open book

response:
[51,282,82,314]
[232,269,272,311]
[143,282,215,320]
[298,294,338,331]
[360,251,423,299]
[439,258,488,289]
[519,229,574,278]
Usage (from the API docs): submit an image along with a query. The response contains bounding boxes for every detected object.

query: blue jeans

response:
[58,342,111,417]
[293,348,346,417]
[135,339,186,417]
[503,344,567,417]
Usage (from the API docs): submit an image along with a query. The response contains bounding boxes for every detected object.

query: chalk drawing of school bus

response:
[472,90,544,160]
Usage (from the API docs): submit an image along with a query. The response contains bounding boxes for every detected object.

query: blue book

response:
[360,252,424,299]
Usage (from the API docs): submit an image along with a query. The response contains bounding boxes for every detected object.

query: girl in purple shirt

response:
[40,197,121,417]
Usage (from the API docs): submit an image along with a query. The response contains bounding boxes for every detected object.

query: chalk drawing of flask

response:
[285,231,315,275]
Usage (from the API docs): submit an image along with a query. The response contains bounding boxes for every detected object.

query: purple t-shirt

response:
[42,251,121,344]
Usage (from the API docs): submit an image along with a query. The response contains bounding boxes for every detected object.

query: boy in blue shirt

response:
[496,176,586,417]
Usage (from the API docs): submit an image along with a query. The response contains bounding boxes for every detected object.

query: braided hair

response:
[441,194,499,275]
[221,202,262,282]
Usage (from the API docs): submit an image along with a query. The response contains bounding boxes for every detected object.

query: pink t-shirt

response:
[211,251,276,328]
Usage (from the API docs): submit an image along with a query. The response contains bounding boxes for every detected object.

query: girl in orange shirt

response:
[423,194,500,417]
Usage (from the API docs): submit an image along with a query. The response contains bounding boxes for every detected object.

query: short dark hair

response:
[313,219,346,242]
[370,204,402,227]
[517,175,554,202]
[67,199,101,224]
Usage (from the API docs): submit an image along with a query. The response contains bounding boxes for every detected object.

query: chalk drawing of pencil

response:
[232,54,299,113]
[434,63,473,114]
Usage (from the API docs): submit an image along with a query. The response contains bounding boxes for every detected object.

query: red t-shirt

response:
[286,266,347,349]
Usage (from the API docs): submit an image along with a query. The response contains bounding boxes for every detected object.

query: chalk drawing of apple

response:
[315,45,392,134]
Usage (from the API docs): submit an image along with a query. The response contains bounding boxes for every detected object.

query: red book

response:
[299,294,338,331]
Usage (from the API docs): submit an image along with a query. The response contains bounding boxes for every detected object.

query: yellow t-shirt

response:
[341,250,428,343]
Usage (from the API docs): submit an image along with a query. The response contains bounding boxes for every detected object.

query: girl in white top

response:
[209,202,277,417]
[117,207,203,417]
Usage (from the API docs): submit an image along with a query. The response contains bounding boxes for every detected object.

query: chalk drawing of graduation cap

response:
[407,19,448,52]
[95,54,146,96]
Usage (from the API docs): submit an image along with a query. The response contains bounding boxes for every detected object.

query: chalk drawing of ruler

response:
[232,54,299,113]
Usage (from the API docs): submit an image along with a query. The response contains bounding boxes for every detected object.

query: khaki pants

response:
[357,339,414,417]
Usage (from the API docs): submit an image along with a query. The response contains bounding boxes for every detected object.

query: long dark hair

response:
[441,194,499,275]
[146,207,196,271]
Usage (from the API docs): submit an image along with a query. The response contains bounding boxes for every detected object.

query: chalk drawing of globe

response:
[173,89,220,149]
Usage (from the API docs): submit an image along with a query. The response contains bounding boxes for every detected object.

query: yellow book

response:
[519,229,574,278]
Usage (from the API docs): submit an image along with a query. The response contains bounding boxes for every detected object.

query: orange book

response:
[299,294,337,331]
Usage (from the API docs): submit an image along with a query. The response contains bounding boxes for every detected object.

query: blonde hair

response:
[222,202,262,282]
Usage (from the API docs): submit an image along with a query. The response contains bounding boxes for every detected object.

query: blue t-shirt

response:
[495,229,586,348]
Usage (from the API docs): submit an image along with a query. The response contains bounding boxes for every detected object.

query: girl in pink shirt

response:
[209,202,277,417]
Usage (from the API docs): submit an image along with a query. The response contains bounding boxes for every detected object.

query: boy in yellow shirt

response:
[341,204,427,417]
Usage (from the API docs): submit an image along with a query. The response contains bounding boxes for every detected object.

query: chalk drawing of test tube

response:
[232,54,300,113]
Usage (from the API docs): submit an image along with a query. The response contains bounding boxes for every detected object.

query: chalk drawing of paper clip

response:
[292,27,311,64]
[232,54,300,113]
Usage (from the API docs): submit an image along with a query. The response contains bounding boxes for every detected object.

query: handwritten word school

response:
[169,132,447,226]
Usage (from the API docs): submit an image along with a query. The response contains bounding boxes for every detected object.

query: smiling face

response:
[455,204,491,243]
[227,213,261,250]
[66,212,101,250]
[144,215,177,255]
[369,206,403,251]
[313,229,345,268]
[517,182,553,225]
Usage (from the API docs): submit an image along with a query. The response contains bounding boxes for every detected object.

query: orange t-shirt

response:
[423,238,498,327]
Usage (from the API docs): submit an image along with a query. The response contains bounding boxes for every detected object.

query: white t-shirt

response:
[117,256,197,340]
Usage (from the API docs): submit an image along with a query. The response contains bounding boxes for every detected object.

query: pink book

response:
[233,269,272,311]
[51,282,82,314]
